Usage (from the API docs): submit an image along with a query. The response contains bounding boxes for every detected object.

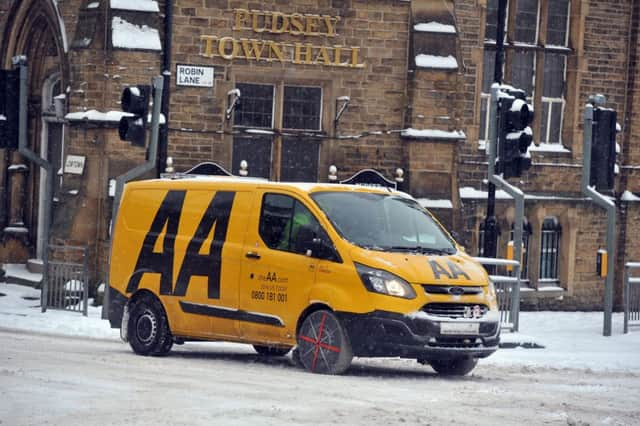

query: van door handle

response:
[245,251,261,259]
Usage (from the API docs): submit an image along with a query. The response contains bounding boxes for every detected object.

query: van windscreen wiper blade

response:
[388,246,454,255]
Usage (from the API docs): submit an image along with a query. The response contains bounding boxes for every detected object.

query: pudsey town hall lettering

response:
[200,9,365,68]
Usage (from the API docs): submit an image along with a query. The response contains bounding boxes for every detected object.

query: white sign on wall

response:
[176,64,214,87]
[64,155,86,175]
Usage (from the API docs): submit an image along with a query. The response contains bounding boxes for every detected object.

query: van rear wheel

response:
[428,357,477,376]
[296,310,352,375]
[253,345,291,357]
[128,294,173,356]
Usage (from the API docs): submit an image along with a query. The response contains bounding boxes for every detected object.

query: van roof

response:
[124,175,405,197]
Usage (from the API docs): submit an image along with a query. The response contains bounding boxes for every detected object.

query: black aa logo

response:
[126,190,235,299]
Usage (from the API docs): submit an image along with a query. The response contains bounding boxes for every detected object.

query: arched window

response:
[539,217,561,282]
[510,219,532,280]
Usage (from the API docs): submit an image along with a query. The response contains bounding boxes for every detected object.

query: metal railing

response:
[43,245,89,316]
[624,262,640,334]
[474,257,521,332]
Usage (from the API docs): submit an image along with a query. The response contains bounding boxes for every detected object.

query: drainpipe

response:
[158,0,173,176]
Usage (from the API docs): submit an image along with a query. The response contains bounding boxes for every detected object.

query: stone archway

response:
[0,0,68,262]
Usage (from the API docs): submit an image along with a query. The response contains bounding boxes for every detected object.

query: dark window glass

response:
[543,53,565,97]
[234,83,274,128]
[283,86,322,130]
[482,49,497,92]
[280,137,320,182]
[540,217,561,281]
[511,50,535,95]
[547,0,569,46]
[259,194,324,255]
[539,101,550,143]
[485,0,500,41]
[479,96,489,141]
[515,0,539,44]
[232,136,272,178]
[548,101,563,144]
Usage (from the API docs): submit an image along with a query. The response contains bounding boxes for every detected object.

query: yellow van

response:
[107,176,500,375]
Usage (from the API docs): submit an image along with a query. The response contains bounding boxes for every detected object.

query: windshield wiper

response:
[388,246,455,255]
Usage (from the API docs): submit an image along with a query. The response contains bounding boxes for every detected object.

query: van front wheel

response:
[128,294,173,356]
[296,310,353,375]
[428,357,477,376]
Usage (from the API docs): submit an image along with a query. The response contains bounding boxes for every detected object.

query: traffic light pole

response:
[13,57,54,313]
[487,84,524,331]
[482,0,508,263]
[102,76,164,320]
[582,103,615,336]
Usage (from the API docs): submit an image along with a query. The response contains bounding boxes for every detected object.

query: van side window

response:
[260,194,326,256]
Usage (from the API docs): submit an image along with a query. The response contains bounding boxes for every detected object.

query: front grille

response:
[422,303,488,319]
[422,285,483,295]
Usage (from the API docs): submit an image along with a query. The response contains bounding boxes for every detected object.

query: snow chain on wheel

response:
[296,310,353,375]
[128,294,173,356]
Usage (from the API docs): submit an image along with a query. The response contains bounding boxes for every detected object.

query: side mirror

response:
[294,225,316,255]
[295,225,339,261]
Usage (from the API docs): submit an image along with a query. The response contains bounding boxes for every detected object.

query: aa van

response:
[108,175,500,375]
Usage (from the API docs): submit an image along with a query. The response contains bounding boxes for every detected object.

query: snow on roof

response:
[413,22,456,34]
[65,109,166,124]
[415,54,458,69]
[110,0,159,12]
[111,17,161,50]
[621,190,640,202]
[529,143,571,153]
[417,198,453,209]
[401,128,466,140]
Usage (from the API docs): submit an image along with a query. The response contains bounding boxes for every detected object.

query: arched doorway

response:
[0,0,68,262]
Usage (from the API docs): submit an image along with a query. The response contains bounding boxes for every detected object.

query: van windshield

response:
[311,191,456,254]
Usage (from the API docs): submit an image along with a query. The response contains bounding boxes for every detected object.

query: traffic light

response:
[118,85,151,147]
[0,68,20,149]
[590,107,617,192]
[497,88,534,179]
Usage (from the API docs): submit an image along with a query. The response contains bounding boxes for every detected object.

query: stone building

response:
[0,0,639,310]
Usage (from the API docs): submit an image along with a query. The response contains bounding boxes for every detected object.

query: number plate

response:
[440,322,479,335]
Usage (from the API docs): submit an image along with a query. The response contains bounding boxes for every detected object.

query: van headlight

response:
[355,263,416,299]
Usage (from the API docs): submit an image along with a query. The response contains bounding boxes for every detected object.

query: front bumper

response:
[336,310,500,360]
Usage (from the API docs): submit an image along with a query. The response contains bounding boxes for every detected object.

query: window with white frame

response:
[233,82,322,181]
[480,0,570,147]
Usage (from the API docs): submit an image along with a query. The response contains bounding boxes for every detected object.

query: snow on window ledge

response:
[110,0,159,12]
[111,17,161,51]
[415,54,458,70]
[621,190,640,202]
[65,109,166,124]
[529,143,571,153]
[413,22,456,34]
[417,199,453,209]
[401,128,466,140]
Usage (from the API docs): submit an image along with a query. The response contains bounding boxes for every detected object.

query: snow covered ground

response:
[2,281,640,425]
[1,281,639,372]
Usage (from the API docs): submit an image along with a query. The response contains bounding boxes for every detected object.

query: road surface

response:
[1,329,638,425]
